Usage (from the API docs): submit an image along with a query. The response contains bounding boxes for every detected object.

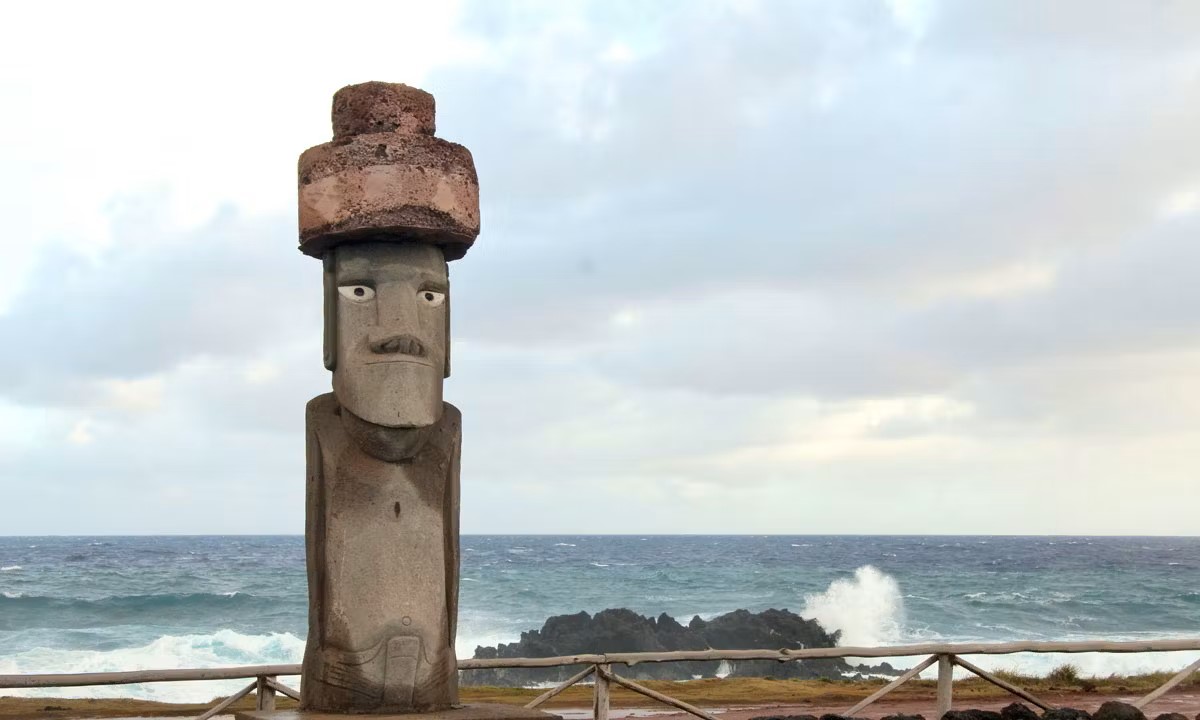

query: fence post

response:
[936,654,953,717]
[593,664,611,720]
[256,674,277,711]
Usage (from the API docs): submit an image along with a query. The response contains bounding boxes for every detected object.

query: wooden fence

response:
[1,639,1198,719]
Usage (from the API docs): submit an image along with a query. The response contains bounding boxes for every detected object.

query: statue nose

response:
[369,334,426,356]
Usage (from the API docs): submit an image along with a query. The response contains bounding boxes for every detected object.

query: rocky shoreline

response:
[464,607,901,685]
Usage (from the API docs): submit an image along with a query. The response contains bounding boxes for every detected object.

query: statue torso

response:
[302,393,461,713]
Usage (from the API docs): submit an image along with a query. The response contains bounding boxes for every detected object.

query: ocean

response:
[1,535,1197,702]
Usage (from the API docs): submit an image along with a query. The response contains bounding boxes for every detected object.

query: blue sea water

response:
[1,535,1197,701]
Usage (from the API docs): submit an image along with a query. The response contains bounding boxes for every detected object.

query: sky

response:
[1,0,1198,535]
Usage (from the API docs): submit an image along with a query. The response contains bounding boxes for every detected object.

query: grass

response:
[1,670,1196,718]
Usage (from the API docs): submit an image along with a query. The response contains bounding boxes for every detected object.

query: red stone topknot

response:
[297,82,479,261]
[332,82,436,139]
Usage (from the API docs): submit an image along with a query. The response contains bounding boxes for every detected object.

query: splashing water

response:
[802,565,906,647]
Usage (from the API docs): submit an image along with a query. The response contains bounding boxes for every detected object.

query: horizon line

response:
[2,532,1198,539]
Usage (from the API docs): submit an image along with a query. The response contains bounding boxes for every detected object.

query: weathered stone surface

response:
[327,243,450,427]
[333,82,435,139]
[237,703,561,720]
[302,209,462,714]
[298,84,477,716]
[1000,703,1039,720]
[302,394,461,712]
[1093,702,1147,720]
[1042,710,1092,720]
[298,83,479,260]
[1152,713,1188,720]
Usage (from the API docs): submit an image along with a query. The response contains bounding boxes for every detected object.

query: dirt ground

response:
[3,693,1199,720]
[642,690,1200,719]
[3,687,1197,719]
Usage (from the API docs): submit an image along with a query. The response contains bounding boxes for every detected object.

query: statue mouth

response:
[368,334,427,357]
[363,357,434,367]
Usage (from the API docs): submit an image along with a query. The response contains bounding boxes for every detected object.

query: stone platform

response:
[236,704,563,720]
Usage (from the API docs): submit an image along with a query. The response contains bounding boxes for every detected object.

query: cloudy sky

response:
[2,0,1198,535]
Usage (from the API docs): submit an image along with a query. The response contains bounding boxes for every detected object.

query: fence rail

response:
[2,639,1198,718]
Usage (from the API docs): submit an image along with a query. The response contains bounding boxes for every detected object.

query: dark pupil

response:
[424,292,434,301]
[353,287,365,297]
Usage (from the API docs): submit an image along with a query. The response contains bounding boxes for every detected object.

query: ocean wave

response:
[938,645,1200,681]
[1,591,267,610]
[0,592,302,632]
[802,565,906,647]
[0,629,305,702]
[962,589,1091,607]
[1,565,22,572]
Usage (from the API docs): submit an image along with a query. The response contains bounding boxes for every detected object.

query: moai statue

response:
[298,82,473,715]
[236,83,558,720]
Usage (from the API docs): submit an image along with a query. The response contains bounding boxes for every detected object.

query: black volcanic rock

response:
[1001,704,1040,720]
[943,711,1002,720]
[1093,703,1147,720]
[1042,710,1092,720]
[462,607,893,685]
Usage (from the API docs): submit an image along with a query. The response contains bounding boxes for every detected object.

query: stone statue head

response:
[323,241,450,428]
[299,82,477,429]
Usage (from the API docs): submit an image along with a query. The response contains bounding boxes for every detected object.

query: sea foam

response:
[802,565,906,647]
[0,630,305,702]
[799,566,1200,680]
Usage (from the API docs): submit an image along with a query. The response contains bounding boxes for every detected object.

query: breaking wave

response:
[0,592,302,632]
[0,630,305,702]
[802,565,906,647]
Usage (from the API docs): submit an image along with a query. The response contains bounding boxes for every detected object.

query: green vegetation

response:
[1046,663,1081,685]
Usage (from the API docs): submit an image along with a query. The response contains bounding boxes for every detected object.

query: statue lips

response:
[365,334,434,366]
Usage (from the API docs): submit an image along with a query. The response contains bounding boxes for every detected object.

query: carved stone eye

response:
[419,290,446,307]
[338,285,375,302]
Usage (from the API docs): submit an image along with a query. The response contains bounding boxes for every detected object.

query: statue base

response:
[236,704,563,720]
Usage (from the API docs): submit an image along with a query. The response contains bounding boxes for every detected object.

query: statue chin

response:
[333,361,443,428]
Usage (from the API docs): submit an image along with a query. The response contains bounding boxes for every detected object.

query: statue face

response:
[328,242,448,427]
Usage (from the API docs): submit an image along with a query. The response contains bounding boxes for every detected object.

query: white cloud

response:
[3,0,1200,535]
[67,419,95,446]
[1158,186,1200,220]
[103,378,164,414]
[0,0,474,308]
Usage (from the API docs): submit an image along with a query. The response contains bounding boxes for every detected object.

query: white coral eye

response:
[338,285,375,302]
[418,290,446,307]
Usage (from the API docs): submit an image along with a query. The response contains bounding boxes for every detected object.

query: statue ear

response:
[323,250,337,371]
[444,268,452,379]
